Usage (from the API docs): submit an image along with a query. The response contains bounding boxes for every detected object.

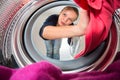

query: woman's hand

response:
[76,8,90,36]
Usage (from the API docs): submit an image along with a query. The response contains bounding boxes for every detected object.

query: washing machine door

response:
[0,0,120,73]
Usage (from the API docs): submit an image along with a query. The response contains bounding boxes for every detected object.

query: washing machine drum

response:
[1,0,120,73]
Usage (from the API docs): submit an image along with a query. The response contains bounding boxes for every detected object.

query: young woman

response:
[39,6,80,59]
[40,7,89,40]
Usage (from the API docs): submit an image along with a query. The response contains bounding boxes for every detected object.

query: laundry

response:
[74,0,120,58]
[0,52,120,80]
[0,0,120,80]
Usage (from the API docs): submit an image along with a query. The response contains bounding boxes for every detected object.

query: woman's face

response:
[58,9,78,26]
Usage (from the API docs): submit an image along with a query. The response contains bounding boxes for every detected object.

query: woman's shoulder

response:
[45,14,59,22]
[48,14,59,18]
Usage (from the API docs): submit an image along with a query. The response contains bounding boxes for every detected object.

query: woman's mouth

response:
[60,21,65,25]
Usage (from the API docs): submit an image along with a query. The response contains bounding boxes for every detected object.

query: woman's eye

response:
[63,13,66,16]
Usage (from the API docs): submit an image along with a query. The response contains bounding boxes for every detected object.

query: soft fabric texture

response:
[0,61,62,80]
[73,0,120,58]
[0,52,120,80]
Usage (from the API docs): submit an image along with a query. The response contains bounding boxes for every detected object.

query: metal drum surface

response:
[0,0,120,73]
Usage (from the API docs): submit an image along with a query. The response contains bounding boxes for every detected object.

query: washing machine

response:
[0,0,120,73]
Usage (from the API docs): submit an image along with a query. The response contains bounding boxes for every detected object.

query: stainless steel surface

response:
[114,9,120,52]
[0,0,24,49]
[0,0,120,73]
[0,0,29,67]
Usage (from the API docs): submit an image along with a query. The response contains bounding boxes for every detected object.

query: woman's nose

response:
[63,17,68,23]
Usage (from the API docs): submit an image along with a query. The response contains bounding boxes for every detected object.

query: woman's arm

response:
[42,8,89,40]
[76,8,90,36]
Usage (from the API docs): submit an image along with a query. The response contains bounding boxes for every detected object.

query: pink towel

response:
[0,61,62,80]
[74,0,120,58]
[0,52,120,80]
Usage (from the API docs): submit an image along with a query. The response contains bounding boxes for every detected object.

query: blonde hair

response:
[61,6,79,19]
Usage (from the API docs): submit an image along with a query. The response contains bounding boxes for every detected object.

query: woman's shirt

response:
[39,14,58,40]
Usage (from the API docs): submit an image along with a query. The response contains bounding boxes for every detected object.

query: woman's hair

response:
[61,6,79,19]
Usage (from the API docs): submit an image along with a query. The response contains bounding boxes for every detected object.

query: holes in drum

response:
[2,0,119,73]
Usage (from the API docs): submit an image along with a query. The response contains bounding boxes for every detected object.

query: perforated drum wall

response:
[0,0,29,48]
[0,0,120,73]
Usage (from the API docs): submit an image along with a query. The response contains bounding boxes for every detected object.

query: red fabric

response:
[74,0,120,58]
[74,0,89,10]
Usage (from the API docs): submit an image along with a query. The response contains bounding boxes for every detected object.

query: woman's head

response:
[58,6,79,26]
